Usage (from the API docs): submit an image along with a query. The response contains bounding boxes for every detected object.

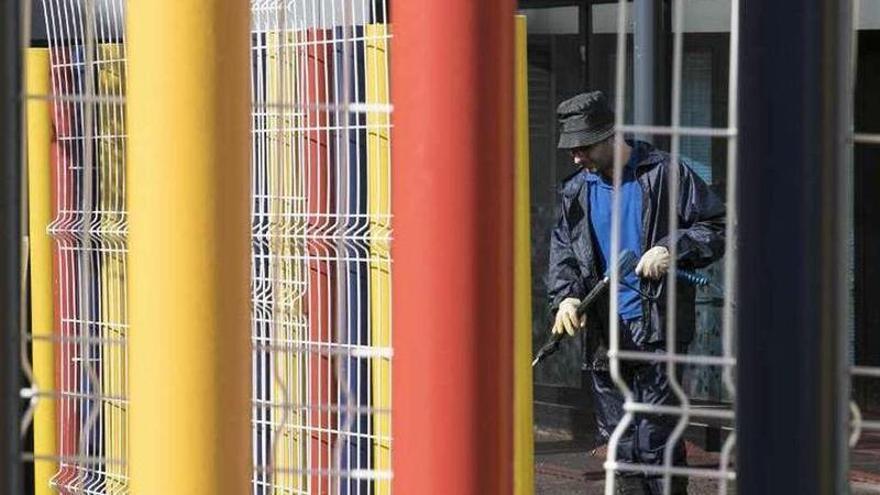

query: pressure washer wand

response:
[532,250,639,368]
[531,256,718,367]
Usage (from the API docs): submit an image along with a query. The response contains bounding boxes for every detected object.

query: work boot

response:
[614,476,647,495]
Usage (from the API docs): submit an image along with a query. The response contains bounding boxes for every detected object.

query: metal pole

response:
[127,1,252,493]
[737,1,852,493]
[25,46,56,495]
[633,0,655,142]
[391,0,515,493]
[0,0,23,492]
[513,15,535,495]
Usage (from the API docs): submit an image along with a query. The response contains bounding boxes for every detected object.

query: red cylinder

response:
[305,27,336,495]
[391,1,515,493]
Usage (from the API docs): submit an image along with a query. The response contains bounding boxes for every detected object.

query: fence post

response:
[737,1,853,493]
[0,0,23,492]
[127,2,252,493]
[391,1,516,493]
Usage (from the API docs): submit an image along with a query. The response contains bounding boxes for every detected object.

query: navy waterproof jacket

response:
[547,140,726,369]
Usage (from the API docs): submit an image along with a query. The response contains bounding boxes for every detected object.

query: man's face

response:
[569,139,613,174]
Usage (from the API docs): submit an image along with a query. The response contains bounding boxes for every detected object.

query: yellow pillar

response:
[366,23,392,495]
[265,31,306,493]
[25,47,57,495]
[126,2,252,494]
[95,42,127,493]
[514,15,535,495]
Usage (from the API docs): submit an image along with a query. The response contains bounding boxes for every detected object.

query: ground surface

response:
[534,427,880,494]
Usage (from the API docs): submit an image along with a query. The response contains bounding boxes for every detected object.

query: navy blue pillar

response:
[737,0,852,493]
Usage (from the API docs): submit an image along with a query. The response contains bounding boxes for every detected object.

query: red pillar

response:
[305,28,336,495]
[391,1,515,493]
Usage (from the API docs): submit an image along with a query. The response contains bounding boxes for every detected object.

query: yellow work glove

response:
[635,246,671,279]
[552,297,585,336]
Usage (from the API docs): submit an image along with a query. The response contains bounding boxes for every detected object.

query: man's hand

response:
[635,246,671,279]
[552,298,586,336]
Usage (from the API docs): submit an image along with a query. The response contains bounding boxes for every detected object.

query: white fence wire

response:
[35,1,130,494]
[13,0,880,494]
[249,1,392,493]
[603,1,739,493]
[21,1,392,494]
[849,0,880,476]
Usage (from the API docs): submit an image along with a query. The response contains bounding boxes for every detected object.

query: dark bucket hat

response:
[556,91,615,150]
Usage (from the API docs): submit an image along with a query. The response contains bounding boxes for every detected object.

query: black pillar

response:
[0,0,23,493]
[737,1,852,493]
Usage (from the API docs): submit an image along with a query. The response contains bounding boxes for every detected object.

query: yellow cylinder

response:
[126,2,252,494]
[366,23,392,495]
[25,47,57,495]
[95,42,128,493]
[514,14,535,495]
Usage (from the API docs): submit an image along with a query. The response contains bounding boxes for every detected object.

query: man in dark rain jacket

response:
[547,91,725,495]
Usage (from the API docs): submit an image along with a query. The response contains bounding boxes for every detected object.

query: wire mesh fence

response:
[20,1,393,494]
[249,1,392,493]
[9,0,876,494]
[603,1,738,493]
[598,1,880,493]
[849,0,880,476]
[21,1,131,493]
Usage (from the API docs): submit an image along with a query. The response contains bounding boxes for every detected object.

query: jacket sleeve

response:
[547,201,586,313]
[657,159,726,268]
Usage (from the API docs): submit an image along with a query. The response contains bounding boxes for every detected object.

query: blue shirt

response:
[586,152,644,320]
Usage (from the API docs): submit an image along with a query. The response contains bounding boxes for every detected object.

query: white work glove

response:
[552,297,585,336]
[635,246,671,280]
